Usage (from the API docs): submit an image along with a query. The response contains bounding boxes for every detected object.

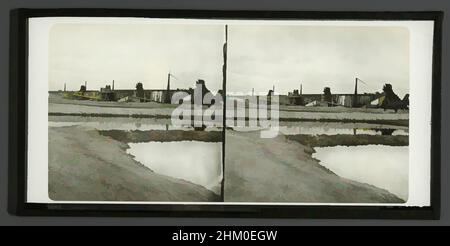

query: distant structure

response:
[402,94,409,107]
[323,87,333,107]
[165,73,171,103]
[189,79,213,105]
[79,85,86,93]
[263,78,405,109]
[353,78,358,107]
[100,85,116,101]
[135,82,145,102]
[164,72,178,104]
[54,77,407,110]
[287,89,304,105]
[379,83,409,112]
[56,78,211,105]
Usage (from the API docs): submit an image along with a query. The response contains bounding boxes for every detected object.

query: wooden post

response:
[221,25,228,202]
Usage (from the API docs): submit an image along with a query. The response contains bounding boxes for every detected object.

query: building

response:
[100,85,116,101]
[53,78,211,105]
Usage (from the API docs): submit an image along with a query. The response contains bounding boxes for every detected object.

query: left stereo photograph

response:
[41,20,226,203]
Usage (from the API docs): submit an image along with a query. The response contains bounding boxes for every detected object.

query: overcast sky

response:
[49,23,409,97]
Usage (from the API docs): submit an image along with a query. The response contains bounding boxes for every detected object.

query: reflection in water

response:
[375,128,395,135]
[49,116,408,136]
[126,141,223,194]
[48,121,221,132]
[194,125,207,131]
[313,145,408,201]
[233,126,408,136]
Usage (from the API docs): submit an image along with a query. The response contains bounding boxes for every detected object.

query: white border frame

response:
[27,17,434,207]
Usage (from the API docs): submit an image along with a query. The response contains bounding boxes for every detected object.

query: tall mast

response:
[220,25,228,202]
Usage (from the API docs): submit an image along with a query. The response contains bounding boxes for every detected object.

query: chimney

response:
[353,78,358,107]
[167,73,171,91]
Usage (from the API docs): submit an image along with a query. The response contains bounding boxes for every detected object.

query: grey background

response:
[0,0,448,226]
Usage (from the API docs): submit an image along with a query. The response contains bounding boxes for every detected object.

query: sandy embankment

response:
[49,125,404,203]
[99,129,222,143]
[287,134,408,147]
[49,126,220,202]
[224,130,404,203]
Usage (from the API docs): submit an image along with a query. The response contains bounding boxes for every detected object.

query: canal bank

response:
[48,117,406,203]
[48,126,220,202]
[224,130,404,203]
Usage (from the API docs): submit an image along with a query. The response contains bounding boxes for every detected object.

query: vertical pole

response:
[167,72,171,91]
[85,81,87,90]
[166,72,171,104]
[353,77,358,107]
[64,83,66,92]
[221,25,228,202]
[300,83,302,95]
[112,80,115,91]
